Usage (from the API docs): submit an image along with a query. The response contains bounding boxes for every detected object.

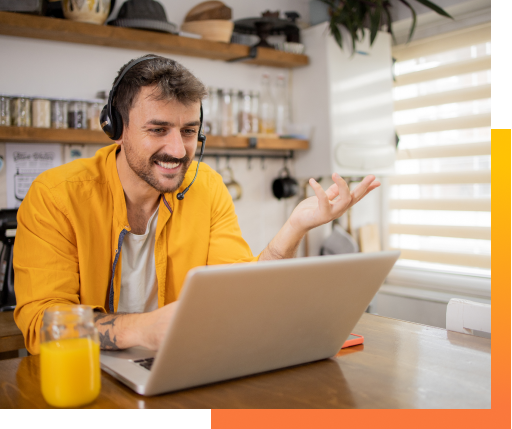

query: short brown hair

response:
[112,54,207,126]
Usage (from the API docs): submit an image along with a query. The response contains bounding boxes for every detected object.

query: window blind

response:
[390,23,491,273]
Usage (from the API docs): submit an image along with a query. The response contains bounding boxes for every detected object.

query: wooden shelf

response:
[0,127,309,151]
[0,12,309,69]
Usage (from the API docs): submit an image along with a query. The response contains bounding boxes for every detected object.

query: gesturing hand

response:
[288,173,381,235]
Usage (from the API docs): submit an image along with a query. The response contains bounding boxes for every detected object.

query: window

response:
[389,23,491,277]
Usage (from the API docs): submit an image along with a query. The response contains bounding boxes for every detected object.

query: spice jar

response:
[220,88,233,137]
[250,90,260,134]
[230,89,239,135]
[0,95,10,127]
[32,98,51,128]
[68,100,88,129]
[238,90,252,135]
[40,305,101,408]
[51,99,68,129]
[11,96,31,127]
[207,87,220,136]
[87,100,103,131]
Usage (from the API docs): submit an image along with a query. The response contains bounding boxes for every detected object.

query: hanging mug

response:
[220,167,242,201]
[272,167,298,200]
[63,0,111,25]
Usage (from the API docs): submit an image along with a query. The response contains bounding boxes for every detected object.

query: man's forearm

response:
[259,219,306,261]
[93,312,146,350]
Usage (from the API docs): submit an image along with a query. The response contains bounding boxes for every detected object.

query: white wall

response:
[0,0,317,257]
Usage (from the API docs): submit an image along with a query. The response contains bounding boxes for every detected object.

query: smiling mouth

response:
[155,160,180,170]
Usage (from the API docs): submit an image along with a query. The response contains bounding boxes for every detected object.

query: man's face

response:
[119,85,201,194]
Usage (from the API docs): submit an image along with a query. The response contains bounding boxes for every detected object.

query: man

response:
[13,55,380,355]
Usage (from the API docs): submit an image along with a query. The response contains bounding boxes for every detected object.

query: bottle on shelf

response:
[220,88,233,137]
[238,90,252,135]
[250,90,259,134]
[258,74,275,134]
[275,74,289,135]
[0,95,10,127]
[11,96,31,127]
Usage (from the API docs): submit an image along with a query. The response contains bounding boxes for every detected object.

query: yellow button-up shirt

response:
[14,144,257,354]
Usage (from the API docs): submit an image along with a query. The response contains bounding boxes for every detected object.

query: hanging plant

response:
[318,0,453,52]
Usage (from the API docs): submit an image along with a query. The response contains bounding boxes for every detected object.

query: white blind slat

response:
[393,56,491,87]
[389,171,491,185]
[392,248,491,269]
[392,22,491,61]
[396,141,491,160]
[395,113,491,135]
[394,84,491,111]
[389,199,491,211]
[389,224,491,240]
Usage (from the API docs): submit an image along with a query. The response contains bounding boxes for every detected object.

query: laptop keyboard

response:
[134,357,154,371]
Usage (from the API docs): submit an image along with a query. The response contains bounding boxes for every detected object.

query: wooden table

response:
[0,311,25,353]
[0,313,491,409]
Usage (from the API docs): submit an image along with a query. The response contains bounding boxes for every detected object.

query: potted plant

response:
[317,0,453,52]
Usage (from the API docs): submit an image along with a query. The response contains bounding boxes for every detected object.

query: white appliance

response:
[291,22,396,178]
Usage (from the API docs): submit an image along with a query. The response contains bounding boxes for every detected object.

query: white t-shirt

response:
[118,207,159,313]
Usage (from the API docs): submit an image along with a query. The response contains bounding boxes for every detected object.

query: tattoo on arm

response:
[93,312,123,350]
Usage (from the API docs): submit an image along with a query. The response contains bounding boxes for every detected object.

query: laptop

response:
[100,250,400,396]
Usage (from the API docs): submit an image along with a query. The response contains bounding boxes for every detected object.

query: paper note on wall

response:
[6,143,62,208]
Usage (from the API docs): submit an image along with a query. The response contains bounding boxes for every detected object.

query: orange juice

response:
[40,337,101,408]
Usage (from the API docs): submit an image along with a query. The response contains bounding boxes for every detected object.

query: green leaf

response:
[398,0,417,42]
[330,22,343,50]
[414,0,453,19]
[382,5,396,44]
[369,6,382,46]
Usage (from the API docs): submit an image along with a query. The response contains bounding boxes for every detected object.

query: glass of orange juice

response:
[40,305,101,408]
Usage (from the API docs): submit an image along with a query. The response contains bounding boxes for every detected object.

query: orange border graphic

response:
[212,129,510,429]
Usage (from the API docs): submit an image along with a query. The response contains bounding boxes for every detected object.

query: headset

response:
[100,56,206,201]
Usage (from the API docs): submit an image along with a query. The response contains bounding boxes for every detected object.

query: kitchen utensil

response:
[220,167,242,201]
[272,166,298,200]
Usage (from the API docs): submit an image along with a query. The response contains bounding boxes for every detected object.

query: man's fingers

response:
[333,173,350,196]
[309,178,330,209]
[348,180,381,208]
[351,175,379,201]
[324,181,340,200]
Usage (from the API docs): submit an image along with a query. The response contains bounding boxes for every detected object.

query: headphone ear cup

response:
[100,104,115,140]
[111,107,124,140]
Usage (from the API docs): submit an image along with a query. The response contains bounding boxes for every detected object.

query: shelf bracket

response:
[227,45,258,63]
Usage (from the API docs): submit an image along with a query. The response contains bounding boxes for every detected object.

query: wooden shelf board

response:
[0,127,309,150]
[0,12,309,68]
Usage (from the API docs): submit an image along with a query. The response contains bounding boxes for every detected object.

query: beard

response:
[123,143,192,194]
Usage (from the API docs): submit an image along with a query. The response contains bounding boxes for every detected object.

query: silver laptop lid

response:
[136,251,400,395]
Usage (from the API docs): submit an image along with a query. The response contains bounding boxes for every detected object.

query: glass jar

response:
[259,74,275,134]
[230,89,239,135]
[220,88,233,137]
[40,305,101,408]
[275,74,289,135]
[68,100,88,129]
[87,100,103,131]
[250,90,259,134]
[207,87,220,136]
[238,90,252,135]
[51,99,68,129]
[11,96,31,127]
[0,95,10,126]
[32,98,51,128]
